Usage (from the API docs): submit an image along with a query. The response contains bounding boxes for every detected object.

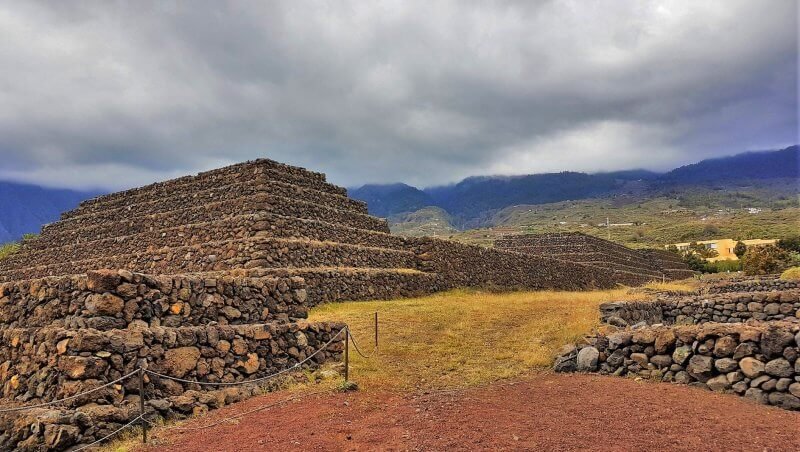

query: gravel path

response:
[141,373,800,451]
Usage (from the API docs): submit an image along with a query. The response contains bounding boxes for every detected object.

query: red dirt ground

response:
[140,373,800,451]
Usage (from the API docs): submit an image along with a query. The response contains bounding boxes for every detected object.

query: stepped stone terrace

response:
[0,158,692,449]
[495,232,695,285]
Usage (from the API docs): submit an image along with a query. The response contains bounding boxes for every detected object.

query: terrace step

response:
[21,213,410,262]
[496,233,670,264]
[592,267,663,286]
[0,237,419,282]
[4,214,411,271]
[575,261,665,279]
[42,191,389,238]
[0,272,308,330]
[65,175,366,222]
[499,245,659,272]
[662,269,696,280]
[248,267,441,305]
[68,159,344,219]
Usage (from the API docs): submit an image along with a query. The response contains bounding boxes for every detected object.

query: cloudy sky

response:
[0,0,796,191]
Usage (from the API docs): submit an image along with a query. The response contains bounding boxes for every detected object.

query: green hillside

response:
[399,179,800,249]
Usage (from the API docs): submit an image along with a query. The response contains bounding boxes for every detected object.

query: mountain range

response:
[0,145,797,245]
[349,145,799,228]
[0,182,97,243]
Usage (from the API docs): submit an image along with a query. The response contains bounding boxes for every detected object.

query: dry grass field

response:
[309,286,663,390]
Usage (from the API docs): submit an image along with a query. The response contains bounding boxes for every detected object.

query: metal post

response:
[344,328,349,382]
[139,367,147,444]
[374,312,379,352]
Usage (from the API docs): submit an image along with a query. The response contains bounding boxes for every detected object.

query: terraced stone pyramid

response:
[0,159,399,449]
[0,159,436,304]
[494,232,694,285]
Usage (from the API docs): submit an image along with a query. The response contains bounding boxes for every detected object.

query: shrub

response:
[0,242,20,260]
[733,241,747,258]
[778,235,800,253]
[741,245,792,275]
[780,267,800,281]
[681,252,709,273]
[706,259,741,273]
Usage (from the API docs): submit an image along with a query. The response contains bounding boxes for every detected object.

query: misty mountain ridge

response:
[0,145,796,244]
[349,145,799,224]
[0,181,98,243]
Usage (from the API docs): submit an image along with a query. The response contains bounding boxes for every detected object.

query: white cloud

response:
[0,0,795,190]
[488,120,680,177]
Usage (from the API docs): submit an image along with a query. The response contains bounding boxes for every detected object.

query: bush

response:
[778,235,800,253]
[706,260,741,273]
[0,242,20,260]
[681,252,709,272]
[733,241,747,258]
[780,267,800,281]
[741,246,792,276]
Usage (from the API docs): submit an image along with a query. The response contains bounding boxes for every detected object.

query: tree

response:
[777,235,800,253]
[733,241,747,259]
[688,242,719,259]
[741,246,792,275]
[681,252,709,272]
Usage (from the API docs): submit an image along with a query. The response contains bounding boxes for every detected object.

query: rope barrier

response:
[144,327,346,386]
[0,369,139,414]
[73,414,144,451]
[347,328,377,359]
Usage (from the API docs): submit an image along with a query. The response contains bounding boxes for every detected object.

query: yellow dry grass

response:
[309,288,640,391]
[780,267,800,281]
[641,280,697,292]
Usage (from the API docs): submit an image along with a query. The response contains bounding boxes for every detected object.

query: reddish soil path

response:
[142,374,800,451]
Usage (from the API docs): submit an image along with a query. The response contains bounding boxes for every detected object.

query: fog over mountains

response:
[349,146,799,223]
[0,145,796,244]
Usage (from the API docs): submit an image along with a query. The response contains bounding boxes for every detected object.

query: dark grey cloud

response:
[0,0,796,190]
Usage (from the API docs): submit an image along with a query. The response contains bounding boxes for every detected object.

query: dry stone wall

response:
[0,268,345,450]
[555,322,800,411]
[0,321,344,450]
[0,320,344,405]
[0,270,309,331]
[410,237,621,291]
[259,268,441,305]
[495,232,695,282]
[659,291,800,325]
[600,290,800,327]
[706,279,799,294]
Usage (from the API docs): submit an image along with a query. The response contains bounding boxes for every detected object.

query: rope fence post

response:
[139,367,147,444]
[344,327,350,381]
[374,311,379,352]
